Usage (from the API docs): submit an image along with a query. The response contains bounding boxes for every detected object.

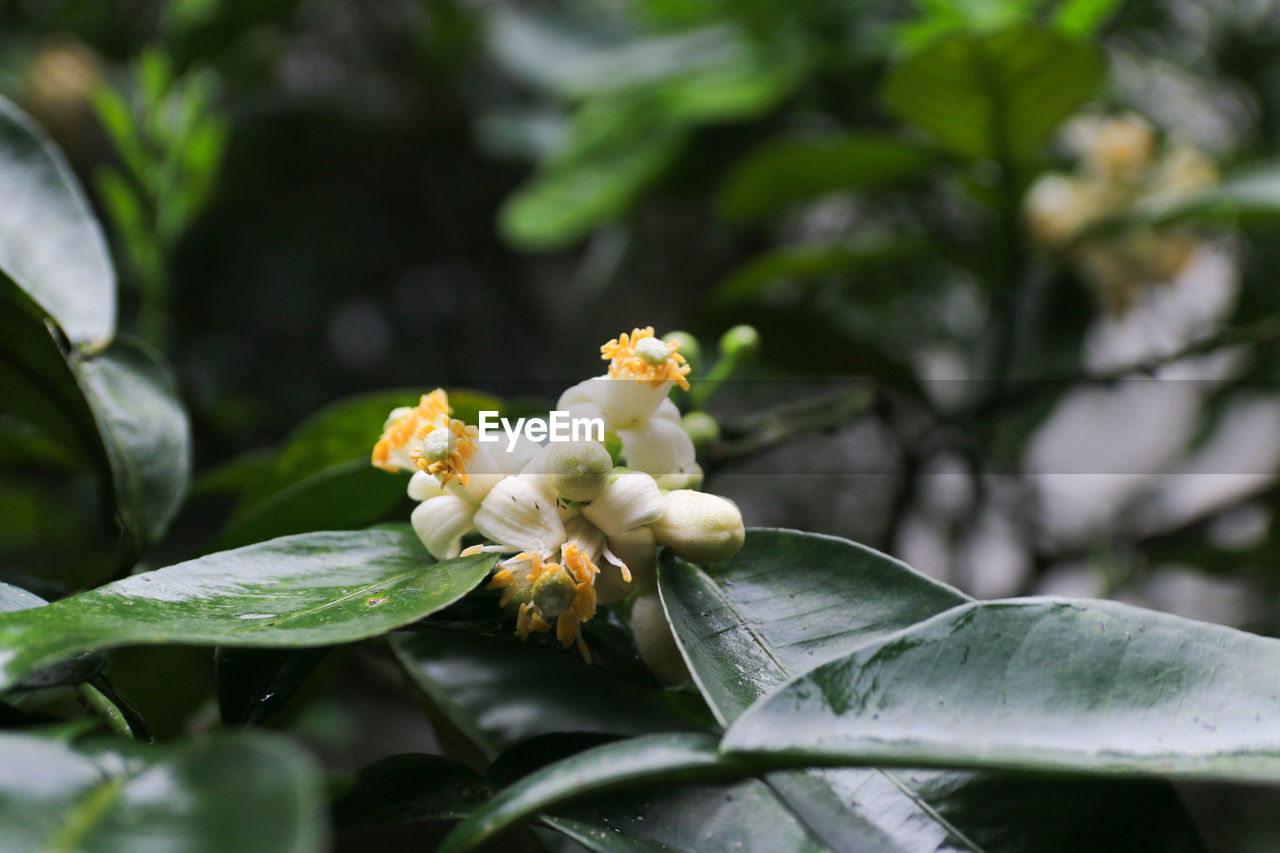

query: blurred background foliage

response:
[8,0,1280,847]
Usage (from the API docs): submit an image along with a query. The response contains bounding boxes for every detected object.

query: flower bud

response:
[662,331,701,370]
[630,591,689,686]
[547,441,613,503]
[651,490,744,565]
[654,463,703,491]
[719,325,759,362]
[681,412,719,448]
[532,566,576,618]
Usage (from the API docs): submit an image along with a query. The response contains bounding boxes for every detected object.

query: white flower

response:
[556,327,696,478]
[582,469,665,537]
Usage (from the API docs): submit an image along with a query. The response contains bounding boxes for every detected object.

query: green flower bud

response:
[652,490,744,565]
[663,331,701,370]
[681,411,719,448]
[532,566,576,618]
[719,324,760,361]
[547,440,613,503]
[630,590,689,686]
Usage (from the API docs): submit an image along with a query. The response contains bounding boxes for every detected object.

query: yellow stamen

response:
[371,389,452,471]
[601,326,691,390]
[461,544,485,557]
[556,612,578,648]
[410,418,478,487]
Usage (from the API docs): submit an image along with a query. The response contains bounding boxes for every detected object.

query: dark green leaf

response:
[0,95,115,345]
[391,626,706,760]
[722,597,1280,783]
[215,646,330,726]
[719,134,938,223]
[0,731,327,852]
[883,27,1103,163]
[660,531,1205,852]
[712,239,926,306]
[438,733,738,853]
[333,753,488,827]
[0,528,495,691]
[72,339,190,549]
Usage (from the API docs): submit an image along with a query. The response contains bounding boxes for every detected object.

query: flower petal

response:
[474,475,566,553]
[583,470,665,537]
[410,494,477,560]
[617,416,696,478]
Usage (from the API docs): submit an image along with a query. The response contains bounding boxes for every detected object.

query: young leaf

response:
[0,96,115,346]
[723,597,1280,784]
[882,26,1103,164]
[0,528,495,691]
[0,731,327,852]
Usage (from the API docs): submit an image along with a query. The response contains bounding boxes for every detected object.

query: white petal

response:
[617,417,696,478]
[651,397,682,424]
[583,470,665,536]
[564,515,606,561]
[556,377,608,411]
[407,471,445,502]
[474,476,566,553]
[410,495,476,560]
[599,378,672,430]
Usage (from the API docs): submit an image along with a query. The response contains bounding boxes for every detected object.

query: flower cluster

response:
[371,326,744,663]
[1025,112,1217,314]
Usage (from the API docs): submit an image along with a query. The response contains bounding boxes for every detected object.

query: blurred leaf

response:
[719,134,938,223]
[723,596,1280,784]
[218,388,507,549]
[0,528,495,691]
[0,731,327,852]
[0,95,115,345]
[333,753,488,827]
[438,733,738,852]
[215,646,330,727]
[391,626,707,760]
[500,122,686,250]
[883,26,1103,163]
[1053,0,1123,37]
[1131,160,1280,227]
[660,531,1205,852]
[713,238,926,306]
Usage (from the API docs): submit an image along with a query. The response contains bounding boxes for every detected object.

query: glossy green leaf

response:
[0,528,495,691]
[215,646,330,726]
[0,731,326,851]
[72,339,191,550]
[438,733,739,853]
[718,134,937,223]
[0,581,106,690]
[659,530,1205,852]
[724,597,1280,783]
[333,753,488,827]
[883,27,1103,163]
[391,626,705,760]
[0,95,115,345]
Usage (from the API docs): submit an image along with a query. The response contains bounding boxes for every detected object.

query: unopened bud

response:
[547,441,613,503]
[630,590,689,686]
[532,566,576,618]
[719,325,759,361]
[663,331,701,370]
[681,412,719,448]
[652,490,744,565]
